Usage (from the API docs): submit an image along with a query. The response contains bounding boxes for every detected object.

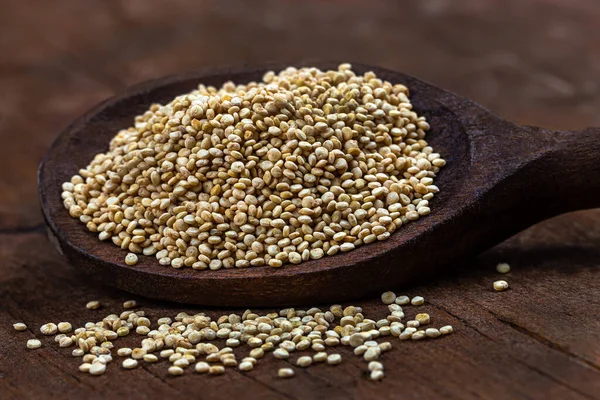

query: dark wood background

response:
[1,1,599,399]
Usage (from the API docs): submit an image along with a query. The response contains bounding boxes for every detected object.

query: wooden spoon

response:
[38,63,600,306]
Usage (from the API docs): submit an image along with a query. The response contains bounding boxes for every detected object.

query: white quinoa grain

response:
[27,339,42,349]
[381,291,396,305]
[13,323,27,331]
[327,354,342,365]
[89,363,106,376]
[122,358,138,369]
[278,368,295,378]
[40,323,58,335]
[86,301,100,310]
[370,370,385,381]
[168,366,184,376]
[493,280,509,291]
[411,296,425,306]
[425,328,441,338]
[296,356,312,367]
[368,361,384,372]
[440,325,454,335]
[57,322,72,333]
[125,253,138,266]
[496,263,511,274]
[238,361,254,372]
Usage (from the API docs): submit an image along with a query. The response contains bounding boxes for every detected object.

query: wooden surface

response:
[1,0,600,398]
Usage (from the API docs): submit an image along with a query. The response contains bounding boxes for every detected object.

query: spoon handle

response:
[524,126,600,213]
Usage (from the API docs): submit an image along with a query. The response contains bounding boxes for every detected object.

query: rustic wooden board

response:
[1,0,599,399]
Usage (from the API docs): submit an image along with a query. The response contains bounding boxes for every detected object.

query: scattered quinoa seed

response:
[440,325,453,335]
[381,291,396,305]
[370,370,385,381]
[57,322,72,333]
[327,354,342,365]
[122,358,138,369]
[13,323,27,331]
[125,253,138,266]
[411,296,425,306]
[496,263,511,274]
[27,339,42,349]
[168,366,184,376]
[278,368,295,378]
[395,295,410,305]
[40,323,58,335]
[123,300,137,309]
[493,280,509,291]
[86,301,100,310]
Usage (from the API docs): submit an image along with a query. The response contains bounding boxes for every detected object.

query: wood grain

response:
[1,0,600,398]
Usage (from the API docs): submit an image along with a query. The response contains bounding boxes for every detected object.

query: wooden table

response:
[1,1,599,399]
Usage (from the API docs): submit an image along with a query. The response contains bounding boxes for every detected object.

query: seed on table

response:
[168,366,184,376]
[368,361,384,372]
[278,368,295,378]
[411,296,425,306]
[415,313,430,325]
[40,323,58,335]
[125,253,138,266]
[27,339,42,349]
[209,365,225,375]
[370,370,385,381]
[379,342,392,352]
[273,348,289,359]
[296,356,312,367]
[143,354,158,363]
[395,295,410,305]
[122,358,138,369]
[407,320,420,328]
[79,363,92,373]
[89,363,106,376]
[173,358,189,368]
[195,362,210,373]
[72,349,85,357]
[118,348,132,357]
[83,354,97,363]
[59,337,74,348]
[160,349,174,358]
[249,348,264,359]
[13,323,27,331]
[123,300,137,309]
[440,325,454,335]
[425,328,441,338]
[136,326,150,335]
[381,291,396,305]
[349,333,364,348]
[86,301,100,310]
[239,361,254,372]
[496,262,511,274]
[412,331,426,340]
[327,354,342,365]
[354,345,368,355]
[313,352,328,363]
[241,357,257,365]
[57,322,72,333]
[364,347,381,361]
[493,280,509,291]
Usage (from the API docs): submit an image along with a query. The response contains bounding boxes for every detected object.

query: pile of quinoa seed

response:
[61,64,445,270]
[15,291,453,381]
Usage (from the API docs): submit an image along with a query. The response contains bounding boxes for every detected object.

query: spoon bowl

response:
[38,63,600,306]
